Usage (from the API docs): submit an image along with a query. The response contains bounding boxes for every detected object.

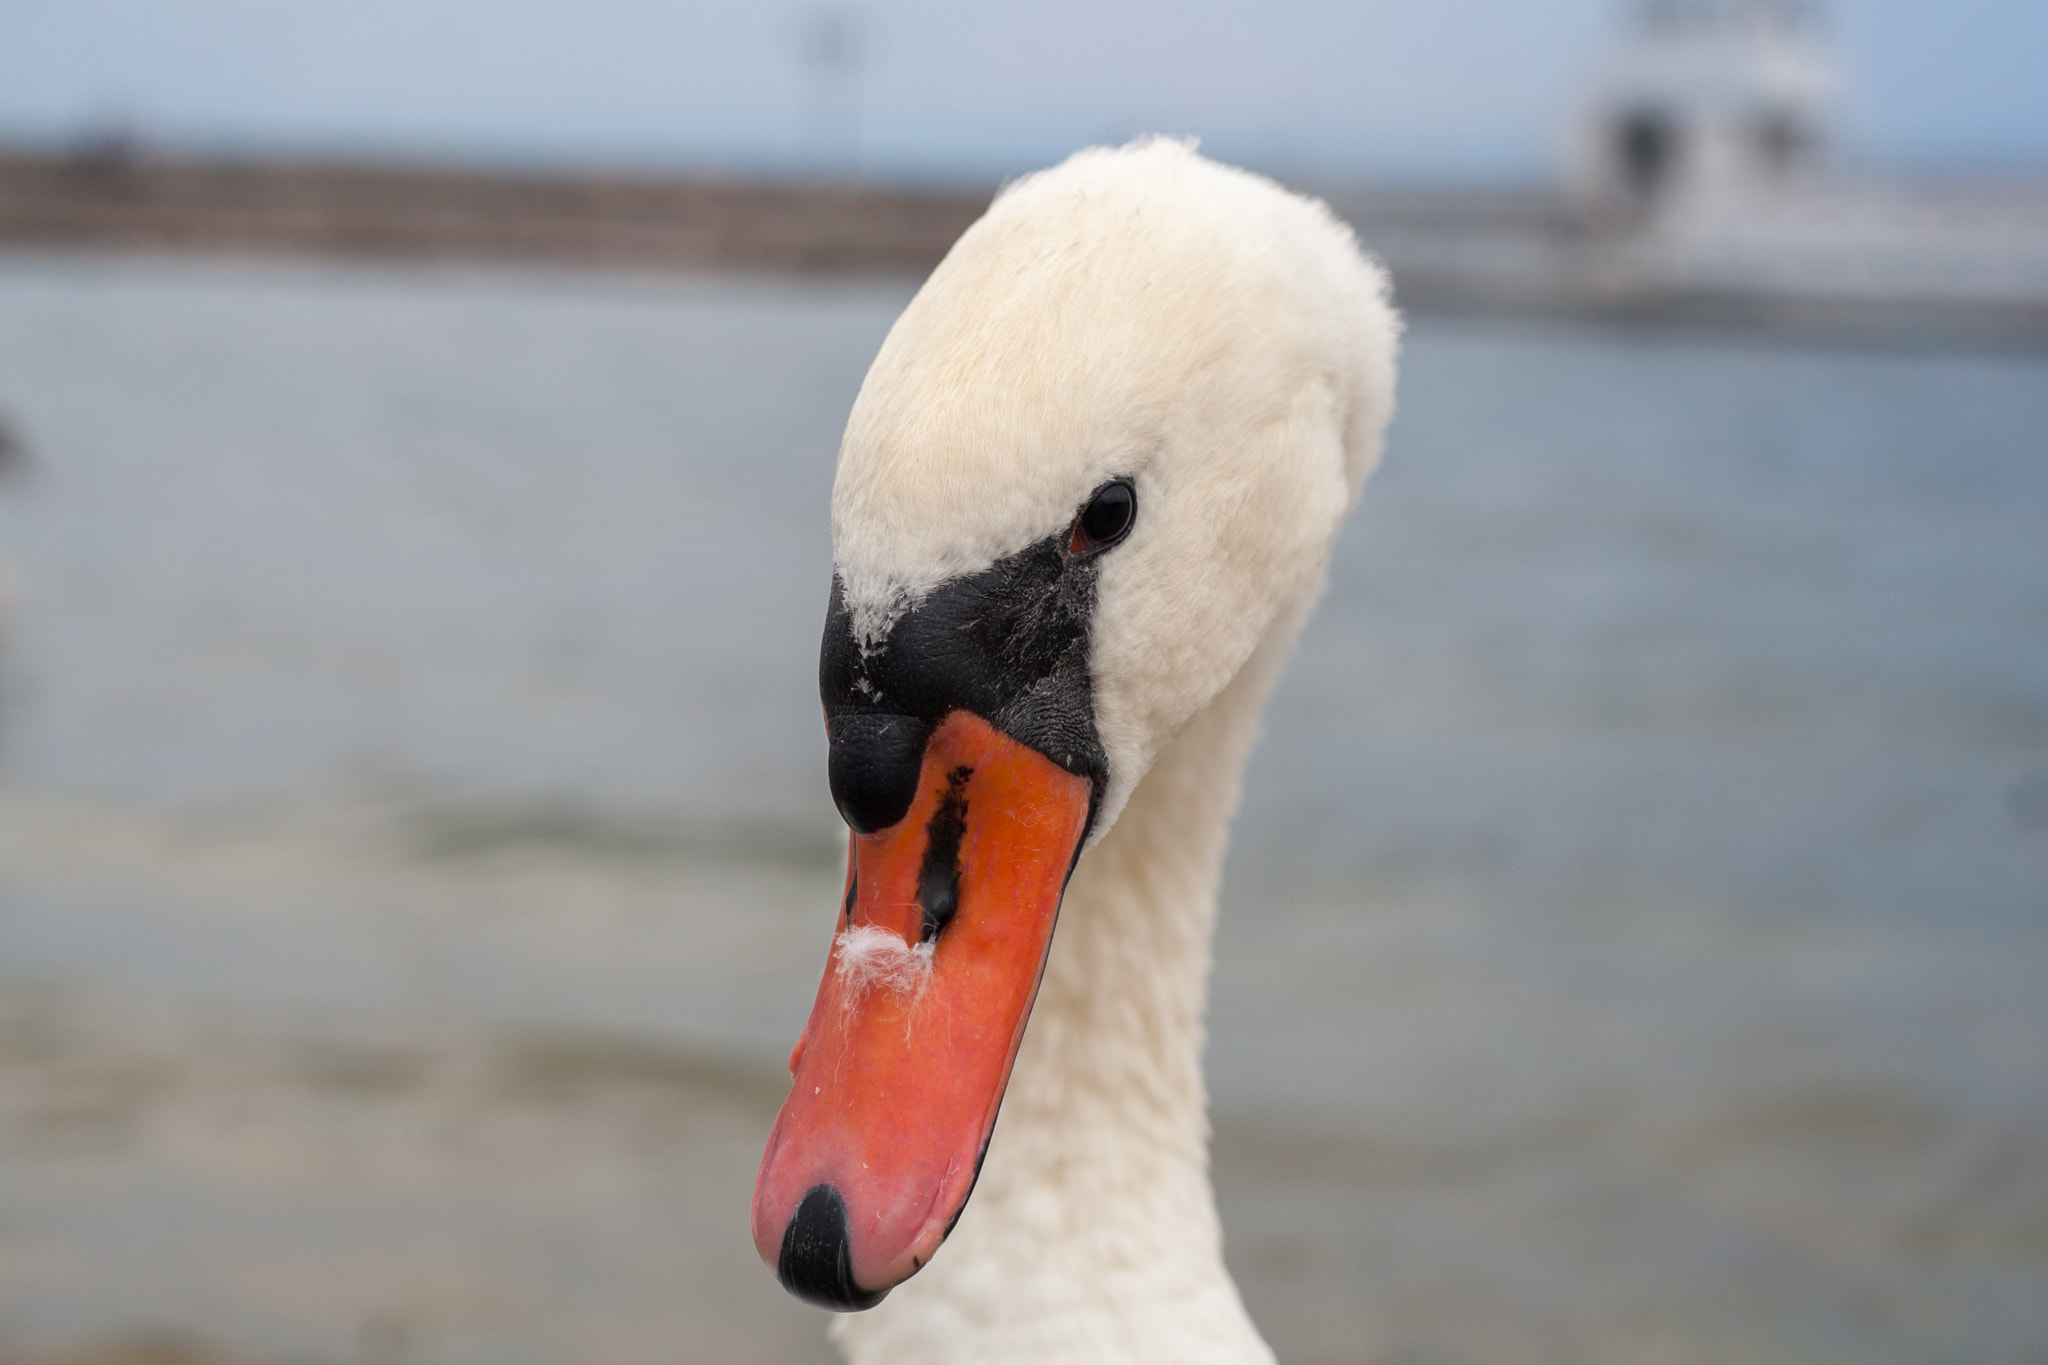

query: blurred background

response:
[0,3,2043,1363]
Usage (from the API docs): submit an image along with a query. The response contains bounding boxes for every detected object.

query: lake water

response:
[0,254,2042,1365]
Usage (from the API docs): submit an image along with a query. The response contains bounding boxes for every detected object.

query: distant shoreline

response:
[0,148,991,277]
[3,148,2044,347]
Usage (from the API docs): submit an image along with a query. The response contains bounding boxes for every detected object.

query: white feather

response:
[834,924,936,1002]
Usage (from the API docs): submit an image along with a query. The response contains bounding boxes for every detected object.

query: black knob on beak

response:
[828,712,933,835]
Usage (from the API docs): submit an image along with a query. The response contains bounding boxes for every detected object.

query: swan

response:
[752,138,1399,1364]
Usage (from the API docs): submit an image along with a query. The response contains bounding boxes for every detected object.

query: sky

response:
[1,0,2044,184]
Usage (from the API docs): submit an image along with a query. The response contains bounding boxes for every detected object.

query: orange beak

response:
[750,710,1093,1308]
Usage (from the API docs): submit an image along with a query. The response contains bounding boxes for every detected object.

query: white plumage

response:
[822,138,1399,1364]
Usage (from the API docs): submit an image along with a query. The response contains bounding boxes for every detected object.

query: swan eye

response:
[1069,479,1137,555]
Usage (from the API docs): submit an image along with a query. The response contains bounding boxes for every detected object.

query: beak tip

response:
[776,1183,892,1312]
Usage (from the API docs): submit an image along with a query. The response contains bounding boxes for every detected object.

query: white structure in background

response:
[1571,0,1839,228]
[1564,0,2048,310]
[1344,0,2048,326]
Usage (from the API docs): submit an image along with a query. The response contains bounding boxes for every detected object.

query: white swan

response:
[753,139,1399,1365]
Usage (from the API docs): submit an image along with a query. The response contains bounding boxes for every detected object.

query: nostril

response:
[828,713,932,834]
[918,765,972,941]
[779,1183,889,1311]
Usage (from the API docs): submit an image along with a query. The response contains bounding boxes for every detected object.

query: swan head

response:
[752,139,1398,1311]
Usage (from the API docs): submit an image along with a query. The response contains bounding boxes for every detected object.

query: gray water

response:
[0,254,2041,1365]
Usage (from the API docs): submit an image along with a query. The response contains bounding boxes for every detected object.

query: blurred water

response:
[0,254,2042,1365]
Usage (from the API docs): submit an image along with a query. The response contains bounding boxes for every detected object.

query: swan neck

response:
[1024,614,1291,1145]
[832,609,1312,1365]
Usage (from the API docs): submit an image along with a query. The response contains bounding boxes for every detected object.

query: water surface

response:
[0,255,2042,1365]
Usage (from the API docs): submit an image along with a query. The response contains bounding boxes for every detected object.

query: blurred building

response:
[1546,0,2048,316]
[1570,0,1838,226]
[1330,0,2048,338]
